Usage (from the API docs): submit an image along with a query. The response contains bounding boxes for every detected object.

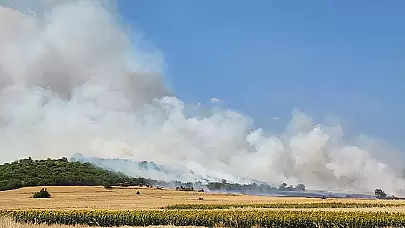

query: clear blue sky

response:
[117,0,405,149]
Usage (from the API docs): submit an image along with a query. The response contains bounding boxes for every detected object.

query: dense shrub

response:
[33,188,51,198]
[176,186,194,191]
[104,185,113,190]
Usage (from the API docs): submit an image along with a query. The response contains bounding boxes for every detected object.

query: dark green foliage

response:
[0,157,309,196]
[176,186,194,191]
[0,157,149,191]
[104,185,113,190]
[33,188,51,198]
[375,188,387,199]
[295,183,306,191]
[206,181,306,194]
[119,182,130,187]
[206,181,273,193]
[278,182,288,190]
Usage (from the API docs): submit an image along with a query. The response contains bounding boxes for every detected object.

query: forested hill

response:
[0,157,149,191]
[0,157,308,196]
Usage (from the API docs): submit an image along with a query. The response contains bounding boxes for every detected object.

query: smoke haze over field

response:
[0,0,405,196]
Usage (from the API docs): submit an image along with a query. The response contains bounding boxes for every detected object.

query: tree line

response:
[205,179,305,194]
[0,157,306,194]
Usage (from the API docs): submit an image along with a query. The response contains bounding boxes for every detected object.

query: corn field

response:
[2,209,405,227]
[165,202,405,210]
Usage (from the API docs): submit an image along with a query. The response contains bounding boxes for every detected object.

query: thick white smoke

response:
[0,0,404,196]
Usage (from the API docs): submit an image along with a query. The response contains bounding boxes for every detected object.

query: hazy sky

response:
[118,0,405,149]
[0,0,404,193]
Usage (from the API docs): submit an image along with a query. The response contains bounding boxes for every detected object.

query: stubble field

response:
[3,186,405,227]
[0,186,405,211]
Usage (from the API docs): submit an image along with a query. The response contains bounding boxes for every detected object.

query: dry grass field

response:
[0,186,274,210]
[3,187,405,227]
[1,186,405,212]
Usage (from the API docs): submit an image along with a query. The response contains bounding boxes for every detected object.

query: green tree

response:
[33,188,51,198]
[375,189,387,199]
[295,184,306,191]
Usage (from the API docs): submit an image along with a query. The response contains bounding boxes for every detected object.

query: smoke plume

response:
[0,0,404,196]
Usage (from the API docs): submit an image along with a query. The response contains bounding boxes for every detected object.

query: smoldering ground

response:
[0,0,404,196]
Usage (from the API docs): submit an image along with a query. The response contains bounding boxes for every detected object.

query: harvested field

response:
[1,186,405,212]
[0,186,274,210]
[3,187,405,227]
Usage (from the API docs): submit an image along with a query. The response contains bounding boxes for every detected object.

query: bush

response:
[375,188,387,199]
[33,188,51,198]
[104,185,113,190]
[176,186,194,191]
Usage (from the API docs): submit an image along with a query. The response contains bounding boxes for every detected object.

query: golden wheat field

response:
[1,186,405,212]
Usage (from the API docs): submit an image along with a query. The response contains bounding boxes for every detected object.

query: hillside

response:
[0,157,149,191]
[68,156,379,198]
[70,153,223,183]
[1,157,371,199]
[70,153,182,181]
[70,154,310,194]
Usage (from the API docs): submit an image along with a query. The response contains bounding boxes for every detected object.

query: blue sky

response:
[118,0,405,149]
